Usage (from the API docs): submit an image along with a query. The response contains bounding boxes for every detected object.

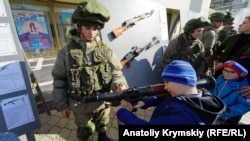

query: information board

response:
[0,0,41,140]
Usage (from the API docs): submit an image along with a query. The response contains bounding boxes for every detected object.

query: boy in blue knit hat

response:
[210,60,250,124]
[111,60,225,125]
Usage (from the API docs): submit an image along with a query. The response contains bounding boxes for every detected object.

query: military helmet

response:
[209,12,225,22]
[183,17,209,33]
[72,0,110,29]
[223,12,234,25]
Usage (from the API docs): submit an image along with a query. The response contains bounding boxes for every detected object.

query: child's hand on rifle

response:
[128,100,145,112]
[110,100,145,116]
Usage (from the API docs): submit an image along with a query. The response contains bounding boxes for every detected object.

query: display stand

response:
[0,0,42,140]
[21,48,51,116]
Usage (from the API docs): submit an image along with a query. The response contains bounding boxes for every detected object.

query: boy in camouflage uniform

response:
[52,0,128,141]
[217,12,237,42]
[162,17,209,78]
[200,12,225,71]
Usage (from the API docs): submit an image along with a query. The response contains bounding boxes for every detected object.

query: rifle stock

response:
[120,60,131,68]
[111,9,154,38]
[112,26,127,38]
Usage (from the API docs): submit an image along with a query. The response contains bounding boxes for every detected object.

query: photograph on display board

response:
[61,12,74,43]
[12,10,51,51]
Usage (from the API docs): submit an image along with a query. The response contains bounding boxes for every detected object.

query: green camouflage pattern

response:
[163,33,207,77]
[184,17,209,33]
[72,0,110,29]
[223,12,234,24]
[209,12,225,22]
[217,27,237,42]
[200,24,218,67]
[52,34,128,140]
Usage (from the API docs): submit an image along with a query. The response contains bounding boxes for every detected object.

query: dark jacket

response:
[116,88,225,125]
[213,33,250,62]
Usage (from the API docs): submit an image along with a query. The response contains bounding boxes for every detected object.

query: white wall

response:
[149,0,211,14]
[100,0,165,87]
[148,0,190,10]
[98,0,212,87]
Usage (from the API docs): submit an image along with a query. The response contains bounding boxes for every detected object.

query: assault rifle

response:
[112,9,154,38]
[120,36,160,68]
[83,75,216,106]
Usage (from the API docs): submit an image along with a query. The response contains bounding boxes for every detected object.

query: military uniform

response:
[163,17,208,77]
[217,27,237,42]
[200,12,225,68]
[200,24,218,68]
[163,33,206,77]
[52,0,128,141]
[217,12,237,42]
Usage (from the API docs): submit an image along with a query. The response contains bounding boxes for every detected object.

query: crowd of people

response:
[111,13,250,127]
[49,0,250,140]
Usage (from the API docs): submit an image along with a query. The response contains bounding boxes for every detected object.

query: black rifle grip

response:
[111,100,121,106]
[130,100,138,112]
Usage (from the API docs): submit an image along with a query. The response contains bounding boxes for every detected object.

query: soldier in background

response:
[200,12,225,73]
[213,16,250,100]
[217,11,237,42]
[52,0,128,141]
[162,17,209,78]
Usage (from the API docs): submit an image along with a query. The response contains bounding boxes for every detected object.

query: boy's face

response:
[238,18,250,33]
[80,25,99,41]
[222,67,239,80]
[212,21,223,29]
[164,82,187,97]
[223,23,232,30]
[190,27,204,39]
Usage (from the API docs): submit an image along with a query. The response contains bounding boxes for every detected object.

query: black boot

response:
[98,132,113,141]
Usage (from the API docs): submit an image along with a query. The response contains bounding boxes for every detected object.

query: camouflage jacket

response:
[162,33,207,77]
[52,35,128,111]
[217,27,237,42]
[200,24,217,58]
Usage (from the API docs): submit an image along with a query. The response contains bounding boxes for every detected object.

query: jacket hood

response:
[181,88,226,124]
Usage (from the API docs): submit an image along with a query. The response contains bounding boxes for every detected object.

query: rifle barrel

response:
[82,76,216,103]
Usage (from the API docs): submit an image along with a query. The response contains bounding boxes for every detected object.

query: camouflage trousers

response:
[70,99,110,141]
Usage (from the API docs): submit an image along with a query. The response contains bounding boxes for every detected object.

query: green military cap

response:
[209,12,225,22]
[223,12,234,25]
[184,17,209,33]
[72,0,110,29]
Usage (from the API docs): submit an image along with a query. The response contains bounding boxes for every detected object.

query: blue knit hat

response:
[162,60,197,87]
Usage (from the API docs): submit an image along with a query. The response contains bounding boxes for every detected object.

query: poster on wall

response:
[61,12,74,43]
[0,23,18,56]
[12,10,51,51]
[0,0,7,17]
[0,60,26,95]
[0,94,35,130]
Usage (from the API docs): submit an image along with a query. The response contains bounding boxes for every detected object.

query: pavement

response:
[17,58,250,141]
[17,92,250,141]
[18,98,155,141]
